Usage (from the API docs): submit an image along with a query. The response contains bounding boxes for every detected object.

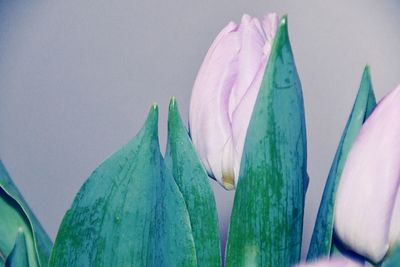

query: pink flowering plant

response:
[1,12,399,267]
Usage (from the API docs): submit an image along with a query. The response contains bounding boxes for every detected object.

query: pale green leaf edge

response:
[225,15,307,267]
[0,161,52,267]
[165,98,221,267]
[5,230,29,267]
[306,66,376,261]
[48,105,197,266]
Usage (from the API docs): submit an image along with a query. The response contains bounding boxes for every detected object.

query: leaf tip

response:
[144,103,159,140]
[280,14,288,28]
[363,64,371,79]
[151,102,158,111]
[148,102,158,118]
[167,97,182,136]
[359,64,374,96]
[169,96,177,111]
[272,14,290,53]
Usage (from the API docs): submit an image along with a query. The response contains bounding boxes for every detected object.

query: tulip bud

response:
[297,257,363,267]
[334,85,400,263]
[189,13,279,190]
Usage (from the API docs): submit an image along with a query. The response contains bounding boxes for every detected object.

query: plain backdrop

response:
[0,0,399,259]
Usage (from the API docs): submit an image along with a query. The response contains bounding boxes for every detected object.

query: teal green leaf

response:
[307,66,376,261]
[0,161,52,267]
[5,230,29,267]
[382,244,400,267]
[48,105,197,267]
[225,16,307,267]
[165,98,221,267]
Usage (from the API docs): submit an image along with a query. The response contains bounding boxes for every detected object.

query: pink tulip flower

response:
[297,257,363,267]
[189,13,279,190]
[334,85,400,263]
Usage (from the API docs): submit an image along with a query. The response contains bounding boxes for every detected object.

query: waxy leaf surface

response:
[165,98,221,267]
[49,106,197,267]
[5,230,29,267]
[307,66,376,261]
[382,243,400,267]
[0,161,52,267]
[225,16,307,267]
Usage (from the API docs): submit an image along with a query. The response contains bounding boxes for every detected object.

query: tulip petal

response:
[221,136,235,189]
[389,190,400,247]
[49,106,197,266]
[261,13,279,55]
[297,257,363,267]
[189,13,279,189]
[228,14,270,119]
[334,85,400,263]
[165,98,221,267]
[230,13,279,185]
[225,16,307,266]
[231,61,267,186]
[189,22,240,187]
[307,66,376,261]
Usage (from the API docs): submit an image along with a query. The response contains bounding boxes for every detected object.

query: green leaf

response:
[5,229,29,267]
[0,161,52,267]
[225,15,307,267]
[382,244,400,267]
[165,98,221,267]
[48,105,197,267]
[307,66,376,261]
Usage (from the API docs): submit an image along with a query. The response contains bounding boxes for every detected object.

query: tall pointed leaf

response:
[307,66,376,261]
[382,243,400,267]
[165,98,221,267]
[49,105,197,267]
[0,161,52,267]
[5,230,29,267]
[225,16,307,267]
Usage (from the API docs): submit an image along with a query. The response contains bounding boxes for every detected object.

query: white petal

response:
[189,22,240,182]
[231,59,267,186]
[221,136,235,190]
[296,257,363,267]
[228,15,267,120]
[230,13,279,184]
[334,85,400,263]
[389,188,400,247]
[261,13,279,55]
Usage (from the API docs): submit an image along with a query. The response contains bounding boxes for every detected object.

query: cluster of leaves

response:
[9,15,400,267]
[307,66,400,267]
[0,16,306,267]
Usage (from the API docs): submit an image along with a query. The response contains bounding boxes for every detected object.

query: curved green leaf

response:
[382,244,400,267]
[165,98,221,267]
[225,16,307,267]
[5,230,29,267]
[49,105,197,267]
[307,66,376,261]
[0,161,52,267]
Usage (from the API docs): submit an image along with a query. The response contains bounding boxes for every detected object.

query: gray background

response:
[0,0,399,258]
